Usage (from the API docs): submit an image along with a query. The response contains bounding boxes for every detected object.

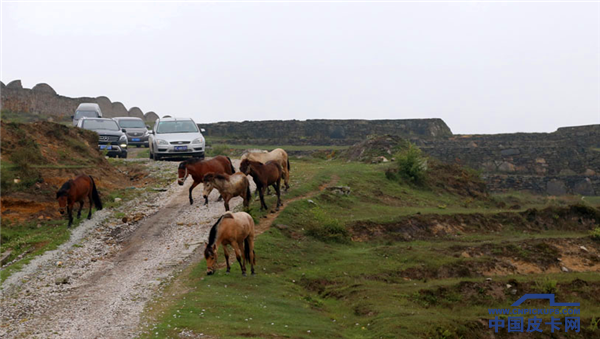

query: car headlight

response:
[120,144,127,148]
[192,137,204,144]
[157,139,169,145]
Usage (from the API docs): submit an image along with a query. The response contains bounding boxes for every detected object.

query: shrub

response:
[591,227,600,241]
[392,142,427,185]
[534,277,558,294]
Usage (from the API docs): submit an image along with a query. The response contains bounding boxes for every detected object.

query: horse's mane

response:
[179,157,204,169]
[205,213,234,254]
[204,173,228,182]
[56,180,72,198]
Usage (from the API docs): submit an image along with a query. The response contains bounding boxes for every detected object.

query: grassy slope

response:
[141,159,600,338]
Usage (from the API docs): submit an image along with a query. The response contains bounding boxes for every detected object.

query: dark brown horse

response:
[56,175,103,228]
[178,156,235,205]
[202,172,251,211]
[204,212,256,276]
[240,159,282,211]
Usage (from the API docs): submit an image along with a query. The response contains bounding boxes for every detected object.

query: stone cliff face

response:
[417,125,600,196]
[201,119,452,144]
[0,80,159,122]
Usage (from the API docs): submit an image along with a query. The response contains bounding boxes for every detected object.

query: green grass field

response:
[140,158,600,338]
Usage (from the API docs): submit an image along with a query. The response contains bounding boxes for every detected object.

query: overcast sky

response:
[2,2,599,134]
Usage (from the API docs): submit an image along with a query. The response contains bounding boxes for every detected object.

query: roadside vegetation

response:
[142,157,600,338]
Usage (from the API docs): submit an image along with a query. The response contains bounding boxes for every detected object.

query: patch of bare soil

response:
[351,205,600,242]
[1,121,148,223]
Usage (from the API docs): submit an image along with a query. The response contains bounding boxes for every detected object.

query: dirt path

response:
[0,159,251,339]
[255,175,339,235]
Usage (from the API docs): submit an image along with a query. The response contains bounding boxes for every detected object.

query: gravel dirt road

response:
[0,158,251,339]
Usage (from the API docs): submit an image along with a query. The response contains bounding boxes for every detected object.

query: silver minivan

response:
[149,117,205,160]
[72,103,102,126]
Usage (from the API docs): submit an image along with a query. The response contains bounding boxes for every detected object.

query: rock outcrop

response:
[0,80,157,122]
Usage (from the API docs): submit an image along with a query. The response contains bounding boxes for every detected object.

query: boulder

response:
[32,83,57,95]
[111,102,128,117]
[7,80,22,89]
[96,96,113,117]
[500,148,520,156]
[144,111,159,122]
[128,107,144,119]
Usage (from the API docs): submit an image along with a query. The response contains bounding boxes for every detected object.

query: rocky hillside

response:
[1,80,159,123]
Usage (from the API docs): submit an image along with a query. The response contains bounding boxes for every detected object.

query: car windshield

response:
[82,120,120,131]
[157,121,198,134]
[75,110,100,119]
[117,120,146,128]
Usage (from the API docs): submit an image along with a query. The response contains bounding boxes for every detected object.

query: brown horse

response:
[240,148,290,190]
[204,212,256,276]
[240,159,282,211]
[178,156,235,205]
[56,175,103,228]
[202,172,251,211]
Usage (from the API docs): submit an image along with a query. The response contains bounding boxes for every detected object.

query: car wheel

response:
[137,145,141,148]
[121,152,128,159]
[155,154,162,161]
[150,151,154,159]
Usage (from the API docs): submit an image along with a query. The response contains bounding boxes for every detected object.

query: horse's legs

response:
[189,181,199,205]
[231,241,246,276]
[217,195,223,202]
[77,201,84,219]
[247,236,256,275]
[258,186,268,210]
[223,245,231,273]
[224,196,230,211]
[67,204,73,228]
[274,180,282,210]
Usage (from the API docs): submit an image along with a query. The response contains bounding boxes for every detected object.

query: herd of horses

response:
[55,148,291,276]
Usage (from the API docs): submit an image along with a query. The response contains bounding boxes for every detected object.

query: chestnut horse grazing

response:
[177,156,235,205]
[56,175,103,228]
[240,148,290,190]
[204,212,256,276]
[202,172,251,211]
[240,159,282,211]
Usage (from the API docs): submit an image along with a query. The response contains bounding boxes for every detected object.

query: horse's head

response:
[204,243,218,275]
[56,192,68,215]
[202,173,215,201]
[177,161,188,186]
[239,159,250,174]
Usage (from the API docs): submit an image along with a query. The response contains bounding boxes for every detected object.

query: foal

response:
[56,175,103,227]
[239,159,282,211]
[204,212,256,276]
[202,172,251,211]
[177,156,235,205]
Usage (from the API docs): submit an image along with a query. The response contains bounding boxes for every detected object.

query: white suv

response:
[149,117,205,161]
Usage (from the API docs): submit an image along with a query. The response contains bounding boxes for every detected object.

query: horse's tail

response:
[90,176,103,211]
[226,156,236,173]
[287,158,291,172]
[244,237,251,263]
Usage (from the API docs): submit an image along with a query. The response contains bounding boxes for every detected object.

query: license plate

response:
[175,146,187,151]
[99,145,112,150]
[132,138,140,142]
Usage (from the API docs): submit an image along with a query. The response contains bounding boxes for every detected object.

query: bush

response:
[591,227,600,241]
[535,277,558,294]
[392,143,427,185]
